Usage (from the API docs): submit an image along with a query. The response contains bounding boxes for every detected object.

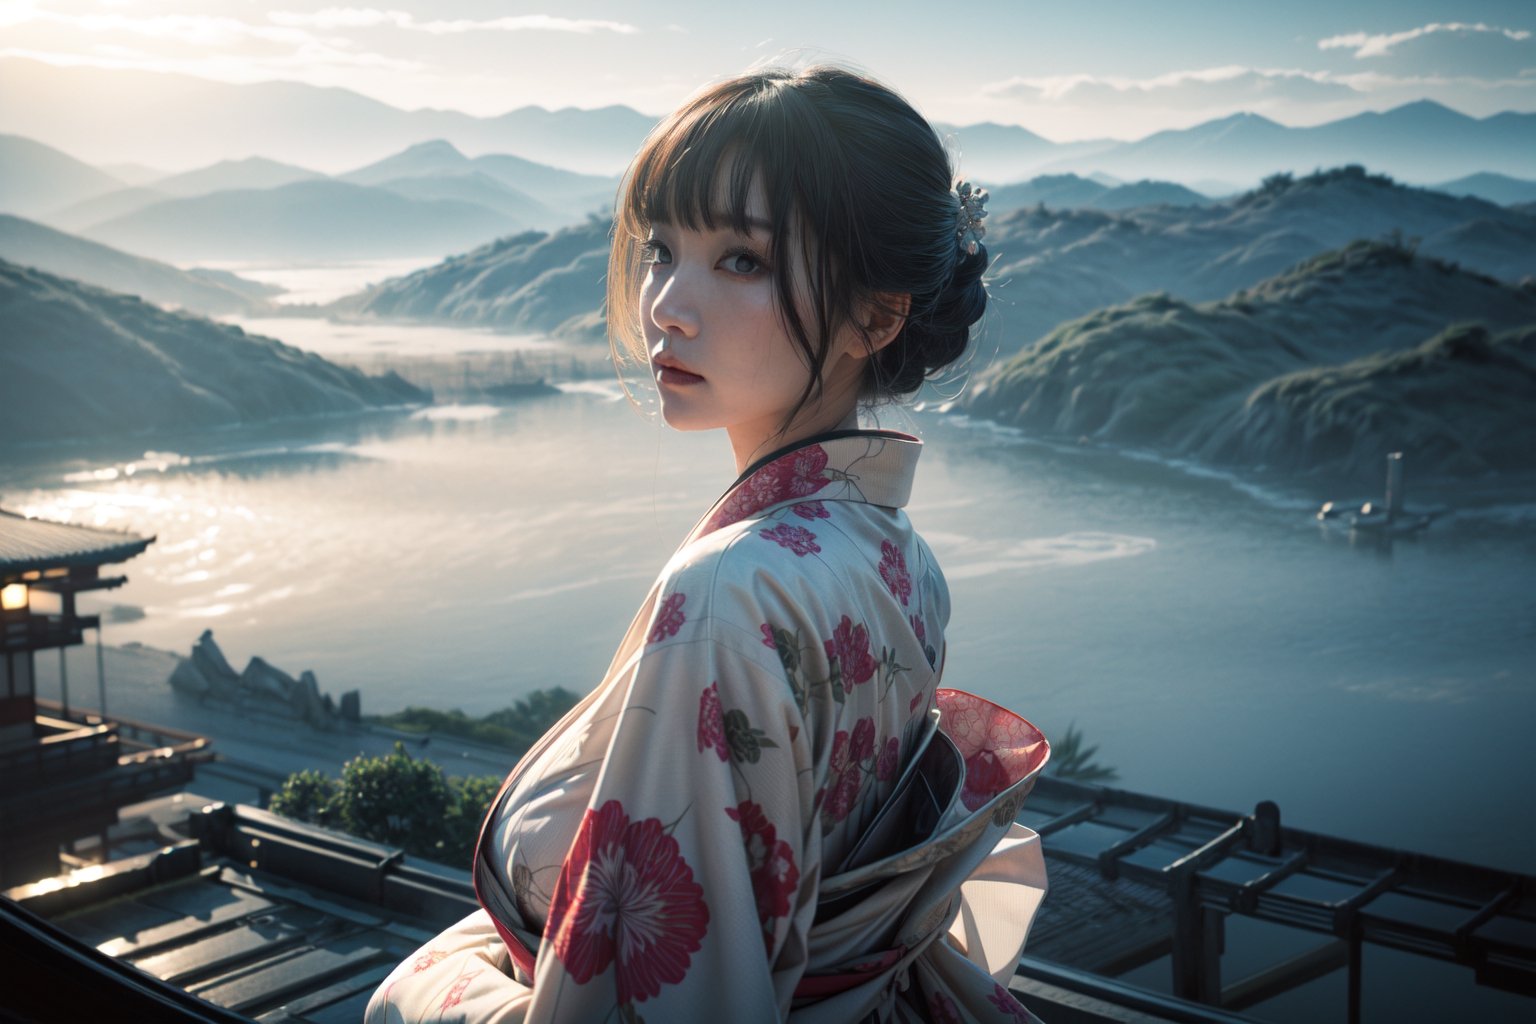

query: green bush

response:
[366,686,579,750]
[267,742,501,866]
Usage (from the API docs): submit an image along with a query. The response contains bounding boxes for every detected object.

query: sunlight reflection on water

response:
[4,391,1534,876]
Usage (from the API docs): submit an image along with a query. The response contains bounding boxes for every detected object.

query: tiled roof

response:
[0,509,154,574]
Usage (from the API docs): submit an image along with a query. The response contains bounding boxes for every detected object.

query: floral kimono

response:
[367,430,1050,1023]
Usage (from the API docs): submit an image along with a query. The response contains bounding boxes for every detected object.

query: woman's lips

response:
[656,365,705,386]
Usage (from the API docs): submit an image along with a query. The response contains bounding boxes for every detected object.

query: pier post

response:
[96,629,107,719]
[59,648,69,720]
[1384,452,1404,521]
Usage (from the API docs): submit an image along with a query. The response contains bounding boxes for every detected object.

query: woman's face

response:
[639,178,863,472]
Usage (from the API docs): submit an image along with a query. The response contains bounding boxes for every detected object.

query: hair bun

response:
[871,243,987,396]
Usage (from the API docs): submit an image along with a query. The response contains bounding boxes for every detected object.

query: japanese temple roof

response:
[0,509,154,575]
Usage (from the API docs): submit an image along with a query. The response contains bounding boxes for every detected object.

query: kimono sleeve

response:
[523,564,816,1023]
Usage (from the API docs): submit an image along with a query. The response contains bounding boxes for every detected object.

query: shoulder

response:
[644,499,937,683]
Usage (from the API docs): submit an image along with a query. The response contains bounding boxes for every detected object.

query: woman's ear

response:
[859,292,911,356]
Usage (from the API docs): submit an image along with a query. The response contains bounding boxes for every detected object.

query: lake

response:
[2,289,1532,887]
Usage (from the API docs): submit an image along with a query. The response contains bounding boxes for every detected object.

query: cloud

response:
[267,8,639,35]
[1318,22,1531,59]
[982,66,1362,108]
[1318,21,1535,78]
[0,44,423,79]
[0,6,317,46]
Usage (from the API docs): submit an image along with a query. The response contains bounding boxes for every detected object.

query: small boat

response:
[1316,452,1445,534]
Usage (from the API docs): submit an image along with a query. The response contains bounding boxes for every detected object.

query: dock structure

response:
[1016,776,1536,1021]
[0,509,214,887]
[3,776,1532,1023]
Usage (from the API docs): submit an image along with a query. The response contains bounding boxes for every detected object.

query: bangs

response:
[606,68,856,429]
[618,79,807,242]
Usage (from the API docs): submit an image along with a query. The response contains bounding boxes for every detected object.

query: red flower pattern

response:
[791,501,830,520]
[821,727,863,826]
[879,540,912,605]
[761,524,821,556]
[705,444,831,532]
[648,592,686,644]
[439,970,479,1011]
[909,613,925,644]
[726,801,800,950]
[850,717,876,761]
[876,736,899,781]
[697,682,727,761]
[824,615,877,690]
[991,981,1033,1020]
[412,949,447,973]
[929,990,964,1024]
[547,800,710,1004]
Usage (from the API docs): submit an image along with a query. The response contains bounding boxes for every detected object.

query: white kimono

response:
[367,431,1050,1023]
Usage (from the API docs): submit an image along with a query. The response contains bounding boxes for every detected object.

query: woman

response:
[368,64,1049,1023]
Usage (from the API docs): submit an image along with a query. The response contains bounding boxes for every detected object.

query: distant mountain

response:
[373,173,555,226]
[340,140,615,220]
[979,166,1536,352]
[43,186,171,233]
[100,162,169,187]
[1433,172,1536,206]
[1095,180,1213,210]
[988,174,1109,213]
[0,214,277,315]
[932,122,1117,186]
[8,59,1530,189]
[962,240,1536,487]
[1034,101,1536,188]
[986,173,1212,215]
[336,217,611,342]
[151,156,324,197]
[81,179,522,261]
[0,259,426,444]
[0,58,653,175]
[0,134,121,217]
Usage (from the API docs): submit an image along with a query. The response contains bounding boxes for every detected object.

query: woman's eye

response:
[639,239,671,265]
[721,249,765,275]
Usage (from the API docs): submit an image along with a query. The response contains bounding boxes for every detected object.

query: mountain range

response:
[961,240,1536,488]
[977,166,1536,354]
[0,135,619,263]
[325,166,1536,361]
[1,57,1531,187]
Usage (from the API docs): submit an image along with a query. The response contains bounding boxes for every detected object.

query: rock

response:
[292,671,333,731]
[167,658,210,696]
[190,630,241,698]
[339,690,361,722]
[241,656,296,702]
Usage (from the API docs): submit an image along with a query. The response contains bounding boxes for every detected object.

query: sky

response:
[0,0,1532,140]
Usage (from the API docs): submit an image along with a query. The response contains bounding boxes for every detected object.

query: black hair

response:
[608,64,987,428]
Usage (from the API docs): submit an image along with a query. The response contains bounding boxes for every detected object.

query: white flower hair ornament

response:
[954,180,989,256]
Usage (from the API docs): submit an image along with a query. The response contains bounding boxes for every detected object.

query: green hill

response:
[0,259,426,444]
[981,166,1536,354]
[963,240,1536,488]
[336,216,611,342]
[0,214,276,315]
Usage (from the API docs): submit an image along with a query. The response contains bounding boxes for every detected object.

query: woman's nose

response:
[646,266,701,340]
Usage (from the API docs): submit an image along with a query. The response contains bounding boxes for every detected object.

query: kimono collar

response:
[698,429,922,538]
